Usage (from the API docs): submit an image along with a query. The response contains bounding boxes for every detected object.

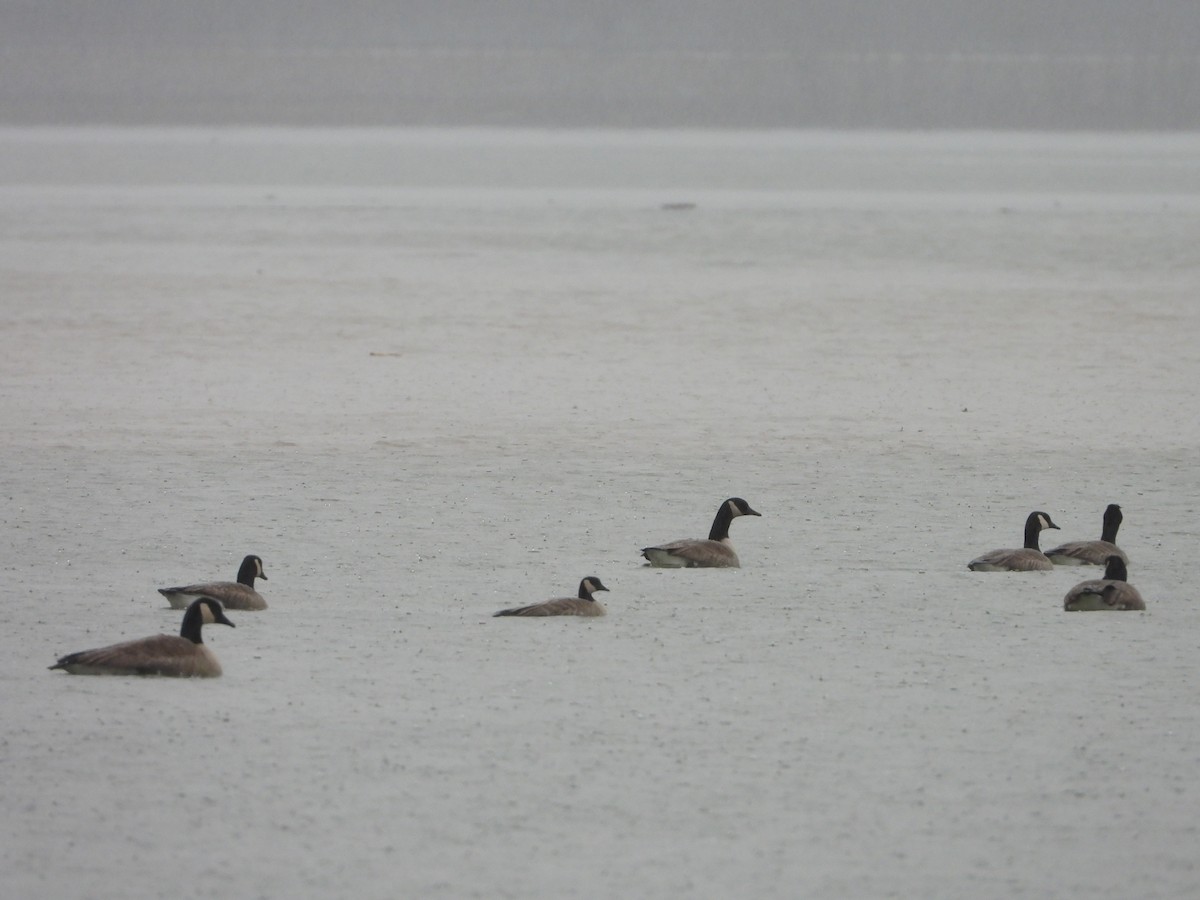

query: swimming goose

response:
[493,577,609,617]
[1045,503,1128,566]
[641,497,762,568]
[1063,555,1145,611]
[50,598,235,676]
[159,554,268,610]
[967,511,1060,571]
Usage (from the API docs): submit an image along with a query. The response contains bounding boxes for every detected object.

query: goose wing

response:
[494,597,602,617]
[1045,540,1127,566]
[642,539,740,568]
[159,581,266,611]
[968,548,1053,571]
[52,634,220,677]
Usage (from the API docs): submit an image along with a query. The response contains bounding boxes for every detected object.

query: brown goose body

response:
[159,554,267,610]
[1046,504,1128,566]
[50,598,235,677]
[494,577,609,618]
[642,498,761,568]
[1064,556,1145,611]
[968,511,1059,571]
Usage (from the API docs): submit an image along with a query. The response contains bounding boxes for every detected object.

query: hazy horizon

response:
[3,2,1198,128]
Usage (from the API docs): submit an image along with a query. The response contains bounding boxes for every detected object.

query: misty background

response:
[2,1,1198,129]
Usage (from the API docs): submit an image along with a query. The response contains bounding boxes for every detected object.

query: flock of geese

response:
[49,555,268,678]
[968,503,1144,611]
[49,499,1140,680]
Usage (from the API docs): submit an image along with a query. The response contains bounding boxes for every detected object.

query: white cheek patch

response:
[256,559,264,578]
[1038,514,1050,529]
[727,499,740,517]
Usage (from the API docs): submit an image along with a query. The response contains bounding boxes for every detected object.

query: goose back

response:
[642,498,761,568]
[51,598,235,676]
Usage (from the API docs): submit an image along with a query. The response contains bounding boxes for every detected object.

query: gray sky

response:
[3,2,1198,127]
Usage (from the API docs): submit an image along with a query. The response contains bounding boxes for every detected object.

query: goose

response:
[967,511,1060,571]
[641,497,761,568]
[493,577,609,617]
[159,554,267,610]
[1063,555,1145,611]
[1045,503,1128,566]
[50,598,235,676]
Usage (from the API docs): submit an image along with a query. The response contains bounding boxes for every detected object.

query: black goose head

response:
[709,498,762,541]
[1102,555,1128,582]
[237,555,267,586]
[727,498,761,518]
[579,577,610,599]
[1023,511,1059,549]
[181,598,236,644]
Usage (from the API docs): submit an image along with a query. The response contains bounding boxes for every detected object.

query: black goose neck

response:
[237,557,257,587]
[708,503,735,541]
[1100,506,1123,543]
[179,605,206,644]
[1103,557,1128,582]
[1023,515,1044,550]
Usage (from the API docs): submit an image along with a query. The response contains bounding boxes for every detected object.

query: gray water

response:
[3,129,1199,899]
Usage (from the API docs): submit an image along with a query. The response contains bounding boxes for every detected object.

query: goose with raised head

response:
[641,497,762,568]
[493,577,609,618]
[159,554,268,610]
[1063,555,1145,611]
[1045,503,1128,566]
[967,511,1060,571]
[50,598,235,677]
